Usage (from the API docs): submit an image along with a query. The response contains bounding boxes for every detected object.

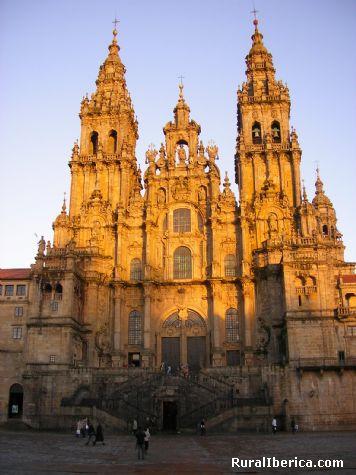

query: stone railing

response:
[336,307,356,318]
[296,286,317,295]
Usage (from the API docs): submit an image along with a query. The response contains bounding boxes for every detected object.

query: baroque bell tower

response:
[236,18,301,260]
[53,26,141,269]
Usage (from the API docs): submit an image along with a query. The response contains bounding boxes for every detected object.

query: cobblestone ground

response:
[0,430,355,474]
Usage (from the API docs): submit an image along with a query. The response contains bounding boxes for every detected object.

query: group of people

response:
[132,419,151,460]
[76,418,105,446]
[160,362,191,378]
[271,417,299,434]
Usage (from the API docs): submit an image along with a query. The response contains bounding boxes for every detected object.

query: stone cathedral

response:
[1,20,355,432]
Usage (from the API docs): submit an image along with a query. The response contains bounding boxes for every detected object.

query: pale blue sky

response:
[0,0,355,267]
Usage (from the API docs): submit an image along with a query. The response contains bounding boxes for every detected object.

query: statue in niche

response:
[157,188,166,205]
[267,213,278,238]
[90,220,104,246]
[177,144,187,165]
[198,187,206,202]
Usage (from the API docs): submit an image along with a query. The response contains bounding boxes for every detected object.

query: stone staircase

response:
[61,368,273,432]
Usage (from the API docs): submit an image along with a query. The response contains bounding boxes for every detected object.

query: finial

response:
[112,17,119,40]
[302,179,307,202]
[62,192,67,213]
[314,163,324,194]
[251,4,259,28]
[178,75,185,100]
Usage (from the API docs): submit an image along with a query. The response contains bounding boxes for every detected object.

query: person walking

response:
[93,422,105,445]
[144,427,150,453]
[291,418,296,433]
[76,419,82,437]
[132,418,138,435]
[272,417,277,434]
[135,427,145,460]
[200,419,206,436]
[166,365,171,376]
[85,421,96,445]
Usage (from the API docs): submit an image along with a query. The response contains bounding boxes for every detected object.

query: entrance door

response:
[8,384,23,419]
[162,401,177,431]
[162,337,180,372]
[187,336,206,371]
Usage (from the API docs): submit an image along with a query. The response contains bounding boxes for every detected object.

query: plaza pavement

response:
[0,429,355,474]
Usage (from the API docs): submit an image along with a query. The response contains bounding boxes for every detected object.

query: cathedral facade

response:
[1,20,355,431]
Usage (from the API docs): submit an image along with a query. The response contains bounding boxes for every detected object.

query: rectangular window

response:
[338,351,345,363]
[12,327,22,339]
[16,285,26,296]
[0,284,2,295]
[51,301,59,312]
[14,307,23,317]
[49,355,56,363]
[5,285,14,296]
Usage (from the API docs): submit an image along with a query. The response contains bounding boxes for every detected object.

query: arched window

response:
[108,130,117,153]
[322,224,328,236]
[90,131,98,154]
[226,308,239,342]
[224,254,237,277]
[271,121,281,143]
[43,283,52,299]
[173,246,192,279]
[173,209,191,233]
[252,122,262,144]
[128,310,142,345]
[54,283,63,300]
[130,258,142,280]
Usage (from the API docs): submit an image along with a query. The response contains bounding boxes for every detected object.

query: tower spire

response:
[315,166,324,194]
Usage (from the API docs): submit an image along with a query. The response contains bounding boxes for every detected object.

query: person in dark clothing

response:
[291,418,297,433]
[93,423,105,445]
[135,427,145,460]
[85,421,96,446]
[200,419,206,436]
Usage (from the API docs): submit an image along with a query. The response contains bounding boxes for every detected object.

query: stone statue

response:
[198,187,206,202]
[177,144,187,164]
[267,214,278,238]
[37,236,46,256]
[157,188,166,205]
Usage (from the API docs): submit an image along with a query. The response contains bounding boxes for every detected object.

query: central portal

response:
[160,309,208,371]
[162,401,178,431]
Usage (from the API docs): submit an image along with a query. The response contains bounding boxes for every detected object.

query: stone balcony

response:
[335,306,356,319]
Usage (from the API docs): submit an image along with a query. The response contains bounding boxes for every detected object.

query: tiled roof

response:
[0,268,31,280]
[342,275,356,284]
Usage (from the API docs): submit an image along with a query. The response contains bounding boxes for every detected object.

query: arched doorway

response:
[160,309,207,373]
[8,383,23,419]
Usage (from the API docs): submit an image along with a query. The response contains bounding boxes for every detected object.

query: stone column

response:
[142,284,152,368]
[113,286,122,349]
[291,149,302,207]
[242,278,255,364]
[209,281,224,367]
